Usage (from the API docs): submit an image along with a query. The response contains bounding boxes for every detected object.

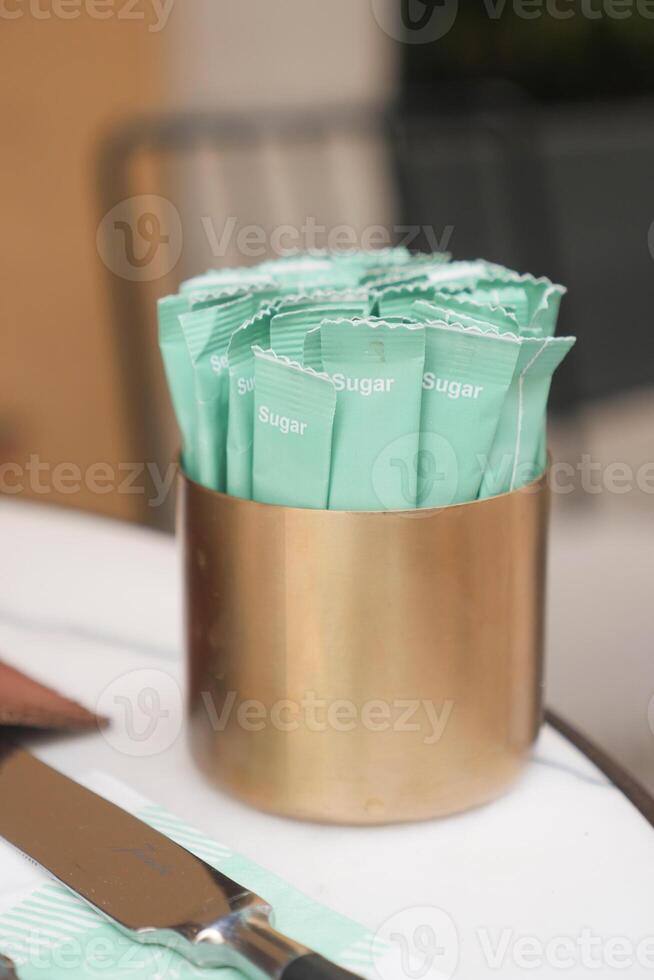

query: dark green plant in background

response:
[402,1,654,102]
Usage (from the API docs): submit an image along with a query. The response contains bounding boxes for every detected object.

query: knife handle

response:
[281,953,363,980]
[205,914,364,980]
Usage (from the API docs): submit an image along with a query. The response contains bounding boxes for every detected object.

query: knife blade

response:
[0,746,362,980]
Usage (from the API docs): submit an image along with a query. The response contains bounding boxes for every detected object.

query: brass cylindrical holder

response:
[182,470,548,825]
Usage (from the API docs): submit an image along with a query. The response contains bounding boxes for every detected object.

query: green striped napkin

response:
[0,787,386,979]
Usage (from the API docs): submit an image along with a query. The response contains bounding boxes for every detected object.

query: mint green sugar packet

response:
[264,287,367,329]
[189,287,246,311]
[303,315,417,372]
[303,324,323,372]
[351,245,412,268]
[321,318,426,511]
[413,294,519,334]
[372,280,438,317]
[270,302,367,360]
[275,287,368,310]
[468,274,566,337]
[479,334,576,497]
[157,293,197,478]
[189,280,279,313]
[372,260,512,318]
[226,307,274,499]
[418,258,506,290]
[230,294,369,465]
[309,253,391,288]
[180,264,276,295]
[418,322,520,507]
[358,252,450,289]
[310,245,416,286]
[180,293,255,491]
[252,349,336,509]
[259,254,361,292]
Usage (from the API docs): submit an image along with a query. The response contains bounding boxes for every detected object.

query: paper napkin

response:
[0,772,385,979]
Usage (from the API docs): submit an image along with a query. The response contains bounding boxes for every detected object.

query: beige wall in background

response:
[164,0,398,110]
[0,13,167,521]
[0,1,397,523]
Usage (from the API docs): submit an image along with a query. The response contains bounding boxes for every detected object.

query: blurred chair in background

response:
[96,91,570,528]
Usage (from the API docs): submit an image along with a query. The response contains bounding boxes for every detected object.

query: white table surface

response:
[0,497,652,980]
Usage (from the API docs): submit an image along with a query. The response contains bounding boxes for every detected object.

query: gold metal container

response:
[182,470,548,825]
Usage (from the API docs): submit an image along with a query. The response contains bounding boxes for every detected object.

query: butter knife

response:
[0,747,362,980]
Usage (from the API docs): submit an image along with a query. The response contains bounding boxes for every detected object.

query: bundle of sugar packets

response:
[158,249,575,511]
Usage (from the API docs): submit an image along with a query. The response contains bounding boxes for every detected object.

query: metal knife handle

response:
[280,953,363,980]
[198,913,362,980]
[0,748,362,980]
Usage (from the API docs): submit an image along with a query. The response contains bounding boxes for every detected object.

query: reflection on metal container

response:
[182,469,548,825]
